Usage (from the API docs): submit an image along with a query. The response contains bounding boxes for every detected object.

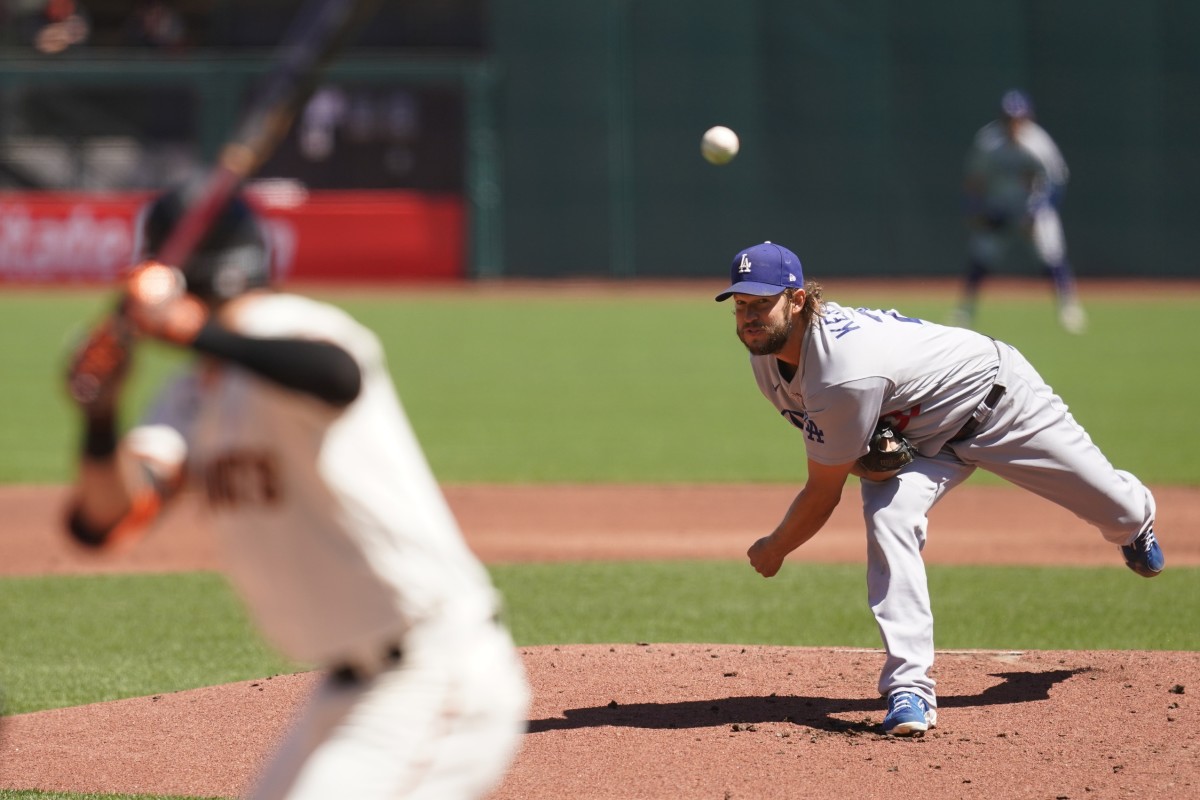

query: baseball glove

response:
[856,421,916,474]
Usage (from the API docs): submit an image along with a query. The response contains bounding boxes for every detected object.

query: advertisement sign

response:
[0,190,464,284]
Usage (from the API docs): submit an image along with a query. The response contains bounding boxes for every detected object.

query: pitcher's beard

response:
[739,315,792,356]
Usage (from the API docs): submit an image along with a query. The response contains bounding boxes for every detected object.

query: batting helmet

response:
[136,182,272,303]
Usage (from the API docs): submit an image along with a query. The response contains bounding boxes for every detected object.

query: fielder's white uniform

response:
[125,292,529,800]
[966,119,1070,270]
[749,301,1156,707]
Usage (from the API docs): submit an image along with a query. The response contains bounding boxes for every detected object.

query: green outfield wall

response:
[492,0,1200,279]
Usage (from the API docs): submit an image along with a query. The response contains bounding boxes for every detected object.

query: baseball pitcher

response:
[718,241,1162,735]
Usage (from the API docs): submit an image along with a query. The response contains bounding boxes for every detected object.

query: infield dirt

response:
[1,483,1198,799]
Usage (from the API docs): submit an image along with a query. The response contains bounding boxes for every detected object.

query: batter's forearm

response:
[81,409,118,460]
[68,452,175,550]
[67,457,136,546]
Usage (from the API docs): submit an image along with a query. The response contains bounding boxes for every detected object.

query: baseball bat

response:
[66,0,381,406]
[156,0,383,270]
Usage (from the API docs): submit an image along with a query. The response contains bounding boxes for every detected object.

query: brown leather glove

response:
[857,421,916,474]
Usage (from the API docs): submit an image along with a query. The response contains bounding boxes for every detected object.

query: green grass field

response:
[1,285,1197,800]
[2,563,1195,717]
[4,286,1200,484]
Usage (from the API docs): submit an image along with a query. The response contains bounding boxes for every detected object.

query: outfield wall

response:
[492,0,1200,280]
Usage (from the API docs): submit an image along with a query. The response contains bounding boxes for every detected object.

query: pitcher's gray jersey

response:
[751,302,998,464]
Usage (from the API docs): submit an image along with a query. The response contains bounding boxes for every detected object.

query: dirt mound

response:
[1,646,1195,799]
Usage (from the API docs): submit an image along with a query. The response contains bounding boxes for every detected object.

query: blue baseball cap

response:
[714,241,804,302]
[1000,89,1033,119]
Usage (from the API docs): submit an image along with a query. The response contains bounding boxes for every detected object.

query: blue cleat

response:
[882,691,937,736]
[1121,528,1164,578]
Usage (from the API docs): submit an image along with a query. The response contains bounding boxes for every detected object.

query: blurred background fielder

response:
[952,89,1087,335]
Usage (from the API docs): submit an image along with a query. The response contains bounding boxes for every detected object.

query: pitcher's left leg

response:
[861,454,974,708]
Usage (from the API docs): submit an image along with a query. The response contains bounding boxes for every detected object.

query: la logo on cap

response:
[714,240,805,302]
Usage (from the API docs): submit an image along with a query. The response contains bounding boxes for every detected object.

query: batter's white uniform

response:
[125,292,529,800]
[966,119,1070,270]
[749,302,1156,707]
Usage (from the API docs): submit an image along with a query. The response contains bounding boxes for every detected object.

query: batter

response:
[64,185,529,798]
[717,241,1162,735]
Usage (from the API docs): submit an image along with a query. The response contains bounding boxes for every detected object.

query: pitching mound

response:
[1,645,1195,799]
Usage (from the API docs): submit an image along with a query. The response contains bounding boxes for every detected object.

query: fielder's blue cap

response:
[1000,89,1033,120]
[714,241,804,302]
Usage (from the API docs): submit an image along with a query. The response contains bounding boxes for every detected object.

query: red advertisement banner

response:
[0,190,464,285]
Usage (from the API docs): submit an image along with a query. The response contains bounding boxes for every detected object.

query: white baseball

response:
[701,125,740,165]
